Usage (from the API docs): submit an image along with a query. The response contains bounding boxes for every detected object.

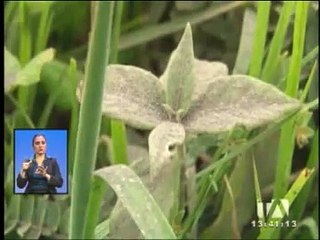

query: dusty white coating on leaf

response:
[183,75,302,134]
[103,64,167,129]
[192,58,229,103]
[95,165,176,239]
[160,22,194,114]
[148,122,185,181]
[106,122,185,239]
[76,23,301,136]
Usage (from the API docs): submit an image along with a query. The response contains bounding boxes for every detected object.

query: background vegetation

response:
[4,1,318,239]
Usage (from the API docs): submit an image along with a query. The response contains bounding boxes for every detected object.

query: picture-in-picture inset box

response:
[13,129,68,194]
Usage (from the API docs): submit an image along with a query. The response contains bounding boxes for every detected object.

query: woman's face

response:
[33,136,47,155]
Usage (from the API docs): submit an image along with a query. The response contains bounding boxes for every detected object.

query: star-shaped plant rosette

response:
[78,23,301,135]
[75,23,303,239]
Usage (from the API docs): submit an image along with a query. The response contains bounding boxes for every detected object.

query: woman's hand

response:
[22,160,32,171]
[20,160,32,178]
[36,166,51,181]
[36,166,47,176]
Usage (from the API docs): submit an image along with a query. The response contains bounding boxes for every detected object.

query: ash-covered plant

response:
[77,23,302,239]
[78,23,301,135]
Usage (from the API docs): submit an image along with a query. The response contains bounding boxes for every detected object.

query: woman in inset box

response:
[16,133,63,194]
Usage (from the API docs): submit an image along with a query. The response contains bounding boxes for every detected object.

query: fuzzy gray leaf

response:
[108,122,185,239]
[103,64,167,130]
[95,165,176,239]
[183,75,302,134]
[160,23,194,114]
[149,122,185,181]
[192,58,228,102]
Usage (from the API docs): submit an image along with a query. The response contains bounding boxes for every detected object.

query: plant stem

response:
[69,2,114,239]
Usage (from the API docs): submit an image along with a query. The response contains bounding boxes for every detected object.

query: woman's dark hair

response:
[32,134,46,146]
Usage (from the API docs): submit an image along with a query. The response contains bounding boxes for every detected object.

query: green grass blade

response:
[249,1,271,77]
[68,58,79,173]
[300,60,318,102]
[69,2,114,239]
[110,1,128,166]
[252,156,264,225]
[110,1,123,64]
[6,93,35,128]
[223,175,241,239]
[83,2,126,238]
[301,46,319,67]
[273,118,296,198]
[18,1,31,65]
[232,8,256,74]
[84,177,107,239]
[258,168,315,239]
[289,129,318,221]
[261,2,295,84]
[95,165,177,239]
[273,2,310,202]
[111,119,128,164]
[119,1,248,50]
[276,47,319,90]
[5,1,16,28]
[37,64,67,128]
[286,1,309,97]
[16,1,33,127]
[34,2,52,54]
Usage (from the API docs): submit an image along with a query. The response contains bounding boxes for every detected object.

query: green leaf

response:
[95,165,177,239]
[42,200,61,236]
[160,23,194,114]
[261,1,295,84]
[249,1,271,77]
[201,153,254,239]
[16,195,35,237]
[95,219,110,239]
[5,195,21,234]
[4,47,21,92]
[183,75,302,134]
[58,206,70,237]
[233,8,256,74]
[99,64,167,129]
[41,60,83,110]
[23,195,48,239]
[15,48,55,87]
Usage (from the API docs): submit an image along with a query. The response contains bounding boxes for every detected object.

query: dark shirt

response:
[16,155,63,194]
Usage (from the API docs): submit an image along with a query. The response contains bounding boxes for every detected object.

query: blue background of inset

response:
[14,129,68,194]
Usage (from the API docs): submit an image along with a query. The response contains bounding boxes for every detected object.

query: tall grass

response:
[273,1,309,200]
[69,2,114,239]
[83,2,125,238]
